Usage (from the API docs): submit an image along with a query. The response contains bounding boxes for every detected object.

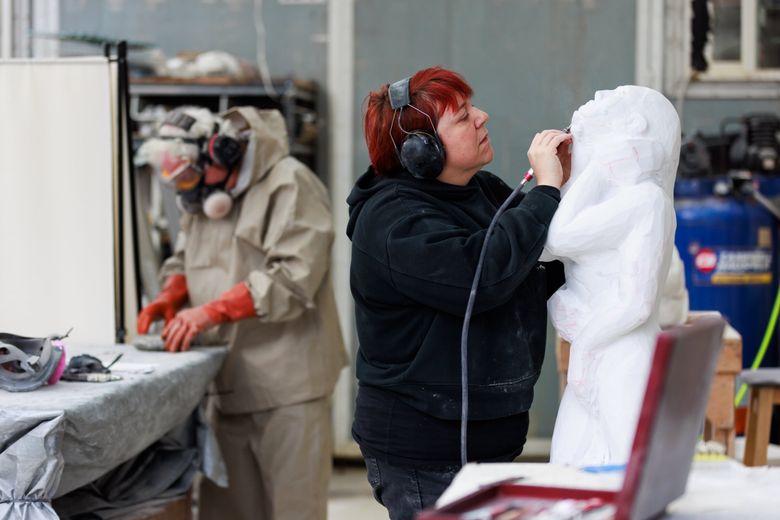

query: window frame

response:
[636,0,780,99]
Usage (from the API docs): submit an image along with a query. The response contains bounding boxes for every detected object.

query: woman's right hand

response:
[527,130,572,189]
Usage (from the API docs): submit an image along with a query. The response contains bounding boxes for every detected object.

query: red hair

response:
[363,66,473,175]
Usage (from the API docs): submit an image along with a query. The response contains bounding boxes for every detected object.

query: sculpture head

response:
[567,85,681,196]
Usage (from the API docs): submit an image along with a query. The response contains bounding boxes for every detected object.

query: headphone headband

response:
[387,75,446,179]
[388,77,411,110]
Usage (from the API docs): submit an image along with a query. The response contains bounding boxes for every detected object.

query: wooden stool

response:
[555,313,742,457]
[700,318,742,457]
[742,368,780,466]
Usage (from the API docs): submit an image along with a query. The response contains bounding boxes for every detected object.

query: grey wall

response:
[353,0,637,187]
[54,0,780,439]
[59,0,640,438]
[352,0,780,438]
[354,0,637,437]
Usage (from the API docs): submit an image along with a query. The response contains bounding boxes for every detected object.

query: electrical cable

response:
[459,169,534,466]
[733,186,780,407]
[734,260,780,407]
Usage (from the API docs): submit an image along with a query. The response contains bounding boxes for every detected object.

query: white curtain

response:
[0,57,117,344]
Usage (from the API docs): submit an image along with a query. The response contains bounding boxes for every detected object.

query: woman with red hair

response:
[347,66,570,519]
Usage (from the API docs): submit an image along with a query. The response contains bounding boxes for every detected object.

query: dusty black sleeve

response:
[533,185,561,203]
[385,187,560,316]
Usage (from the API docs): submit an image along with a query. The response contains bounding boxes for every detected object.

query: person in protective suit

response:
[136,106,347,520]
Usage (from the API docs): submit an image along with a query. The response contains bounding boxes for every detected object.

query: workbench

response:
[0,343,226,518]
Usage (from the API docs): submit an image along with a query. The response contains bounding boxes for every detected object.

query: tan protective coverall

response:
[160,107,347,520]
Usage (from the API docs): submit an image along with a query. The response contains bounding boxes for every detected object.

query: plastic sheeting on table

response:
[0,343,226,519]
[0,411,64,520]
[53,405,206,519]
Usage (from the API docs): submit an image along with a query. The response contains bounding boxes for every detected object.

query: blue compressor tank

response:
[675,176,780,368]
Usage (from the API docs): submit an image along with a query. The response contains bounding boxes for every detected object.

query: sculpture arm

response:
[547,141,653,258]
[545,184,650,257]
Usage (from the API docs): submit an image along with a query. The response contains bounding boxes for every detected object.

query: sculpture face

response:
[571,89,623,141]
[565,85,681,197]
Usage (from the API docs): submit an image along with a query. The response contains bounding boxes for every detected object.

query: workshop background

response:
[0,9,780,518]
[3,0,779,450]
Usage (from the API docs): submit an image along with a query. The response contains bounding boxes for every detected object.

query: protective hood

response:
[346,168,390,239]
[220,107,290,197]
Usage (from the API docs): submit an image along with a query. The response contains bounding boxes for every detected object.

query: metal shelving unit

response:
[129,78,319,170]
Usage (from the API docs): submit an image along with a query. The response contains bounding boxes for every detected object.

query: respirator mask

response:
[0,331,68,392]
[138,108,246,219]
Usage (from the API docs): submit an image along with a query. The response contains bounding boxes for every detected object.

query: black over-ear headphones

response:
[388,77,446,179]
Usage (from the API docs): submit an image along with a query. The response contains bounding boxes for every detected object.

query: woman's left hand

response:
[557,138,572,186]
[527,130,572,189]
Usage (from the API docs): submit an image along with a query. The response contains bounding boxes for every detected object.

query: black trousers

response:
[363,456,460,520]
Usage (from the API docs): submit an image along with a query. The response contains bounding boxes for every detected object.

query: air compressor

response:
[675,113,780,370]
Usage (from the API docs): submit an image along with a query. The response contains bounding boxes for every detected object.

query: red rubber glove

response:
[137,274,189,334]
[162,282,256,352]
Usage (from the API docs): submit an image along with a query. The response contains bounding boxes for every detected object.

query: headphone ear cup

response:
[208,135,243,169]
[399,132,445,179]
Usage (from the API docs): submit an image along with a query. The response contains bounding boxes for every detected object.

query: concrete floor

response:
[327,463,386,519]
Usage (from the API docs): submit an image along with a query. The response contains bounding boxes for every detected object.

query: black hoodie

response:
[347,167,564,425]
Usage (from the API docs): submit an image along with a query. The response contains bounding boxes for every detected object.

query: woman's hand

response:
[558,135,572,186]
[527,130,573,189]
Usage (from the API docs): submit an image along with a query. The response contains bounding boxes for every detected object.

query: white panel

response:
[110,59,140,342]
[12,0,31,57]
[0,57,116,344]
[742,0,758,72]
[327,0,356,451]
[1,0,12,58]
[635,0,665,89]
[32,0,59,58]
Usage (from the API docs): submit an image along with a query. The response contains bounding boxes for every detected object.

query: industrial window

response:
[636,0,780,98]
[693,0,780,81]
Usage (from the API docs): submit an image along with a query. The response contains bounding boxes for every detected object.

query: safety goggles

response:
[159,149,203,191]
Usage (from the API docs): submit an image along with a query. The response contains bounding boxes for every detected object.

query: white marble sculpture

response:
[542,85,681,466]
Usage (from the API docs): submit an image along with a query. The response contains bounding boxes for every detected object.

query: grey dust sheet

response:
[0,344,225,519]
